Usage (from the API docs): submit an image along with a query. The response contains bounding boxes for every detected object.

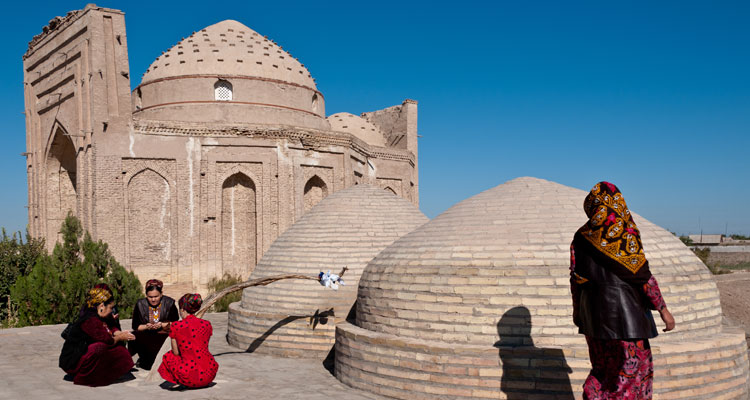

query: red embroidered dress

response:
[158,314,218,388]
[66,315,134,386]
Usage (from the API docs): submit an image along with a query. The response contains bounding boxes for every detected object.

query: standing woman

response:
[570,182,675,400]
[129,279,179,370]
[158,293,219,389]
[59,287,135,386]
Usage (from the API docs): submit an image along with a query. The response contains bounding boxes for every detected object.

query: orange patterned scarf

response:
[578,181,646,274]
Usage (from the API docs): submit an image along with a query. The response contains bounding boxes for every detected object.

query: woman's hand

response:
[659,307,675,332]
[114,330,136,342]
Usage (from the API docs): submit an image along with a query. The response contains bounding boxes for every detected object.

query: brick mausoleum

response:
[22,5,418,293]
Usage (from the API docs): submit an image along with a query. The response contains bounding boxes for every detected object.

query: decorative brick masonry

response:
[334,177,750,399]
[227,184,427,359]
[23,6,420,293]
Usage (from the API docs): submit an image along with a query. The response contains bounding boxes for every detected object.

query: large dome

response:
[335,177,749,399]
[227,184,427,359]
[140,20,316,89]
[133,20,327,129]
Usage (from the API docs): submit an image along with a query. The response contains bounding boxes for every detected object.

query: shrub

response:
[0,229,45,323]
[206,273,243,312]
[10,214,141,327]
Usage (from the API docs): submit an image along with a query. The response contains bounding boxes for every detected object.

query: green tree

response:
[0,229,45,322]
[10,214,141,327]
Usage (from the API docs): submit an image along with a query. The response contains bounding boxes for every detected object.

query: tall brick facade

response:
[23,5,418,293]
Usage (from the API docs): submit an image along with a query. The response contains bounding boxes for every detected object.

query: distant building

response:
[688,234,725,246]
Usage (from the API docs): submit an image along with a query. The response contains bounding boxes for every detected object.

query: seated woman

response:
[158,293,219,389]
[129,279,179,370]
[59,287,135,386]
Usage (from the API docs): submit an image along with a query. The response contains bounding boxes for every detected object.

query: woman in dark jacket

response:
[60,287,135,386]
[570,182,675,400]
[128,279,179,370]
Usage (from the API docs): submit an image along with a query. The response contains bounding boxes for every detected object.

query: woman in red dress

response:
[59,287,136,386]
[570,182,676,399]
[158,293,219,389]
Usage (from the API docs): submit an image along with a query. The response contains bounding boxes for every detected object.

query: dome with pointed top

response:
[141,20,316,89]
[133,20,327,129]
[227,184,427,359]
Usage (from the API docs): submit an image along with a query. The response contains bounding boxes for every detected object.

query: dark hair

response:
[145,285,163,293]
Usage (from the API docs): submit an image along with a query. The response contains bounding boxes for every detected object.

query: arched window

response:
[311,93,319,113]
[214,80,233,101]
[303,175,328,212]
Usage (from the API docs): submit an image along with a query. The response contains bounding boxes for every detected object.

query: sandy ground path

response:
[0,313,382,400]
[716,271,750,346]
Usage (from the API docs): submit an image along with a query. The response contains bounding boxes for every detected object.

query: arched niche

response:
[45,124,77,245]
[127,168,172,280]
[221,172,257,279]
[303,175,328,212]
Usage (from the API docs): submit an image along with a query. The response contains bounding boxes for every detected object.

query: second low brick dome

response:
[227,184,427,358]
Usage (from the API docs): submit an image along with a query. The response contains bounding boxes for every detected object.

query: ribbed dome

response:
[355,176,721,345]
[141,20,316,89]
[327,113,386,147]
[335,177,748,400]
[227,184,427,358]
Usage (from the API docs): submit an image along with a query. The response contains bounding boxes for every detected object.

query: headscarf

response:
[145,279,163,291]
[86,287,112,308]
[94,283,113,295]
[577,182,648,276]
[178,293,202,314]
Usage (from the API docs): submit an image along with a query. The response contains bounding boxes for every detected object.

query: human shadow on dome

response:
[495,306,574,400]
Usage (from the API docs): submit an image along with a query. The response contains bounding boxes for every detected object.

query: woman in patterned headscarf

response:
[128,279,179,370]
[158,293,219,389]
[570,182,675,400]
[59,287,135,386]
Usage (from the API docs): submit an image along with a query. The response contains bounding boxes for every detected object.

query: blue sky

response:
[1,1,748,236]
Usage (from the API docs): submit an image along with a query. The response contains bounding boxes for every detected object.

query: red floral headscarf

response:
[578,181,647,274]
[178,293,203,314]
[145,279,163,291]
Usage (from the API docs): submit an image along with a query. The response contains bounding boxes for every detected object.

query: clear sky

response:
[1,1,748,236]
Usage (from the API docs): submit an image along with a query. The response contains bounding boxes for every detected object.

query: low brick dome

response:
[335,177,749,399]
[227,184,427,359]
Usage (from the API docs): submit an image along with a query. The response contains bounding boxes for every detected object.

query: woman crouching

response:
[158,293,218,389]
[59,287,135,386]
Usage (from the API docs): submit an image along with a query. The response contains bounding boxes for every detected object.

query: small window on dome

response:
[312,93,320,113]
[214,80,233,101]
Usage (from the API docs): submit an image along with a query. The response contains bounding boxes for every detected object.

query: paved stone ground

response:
[0,313,383,400]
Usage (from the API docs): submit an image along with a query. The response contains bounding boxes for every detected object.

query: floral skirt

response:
[583,336,653,400]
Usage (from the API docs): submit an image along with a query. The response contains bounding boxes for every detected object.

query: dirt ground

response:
[715,271,750,345]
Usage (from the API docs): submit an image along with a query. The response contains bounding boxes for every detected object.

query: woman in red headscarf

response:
[158,293,219,389]
[570,182,675,400]
[129,279,179,370]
